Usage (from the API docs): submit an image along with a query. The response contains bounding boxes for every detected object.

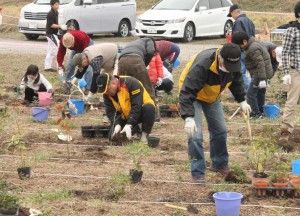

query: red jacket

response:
[148,53,163,83]
[57,30,91,67]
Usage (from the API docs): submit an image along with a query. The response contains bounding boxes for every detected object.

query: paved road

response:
[0,37,222,61]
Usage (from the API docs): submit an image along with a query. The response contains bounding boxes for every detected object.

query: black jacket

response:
[179,49,245,119]
[119,38,155,66]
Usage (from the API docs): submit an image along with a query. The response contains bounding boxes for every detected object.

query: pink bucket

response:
[38,92,52,107]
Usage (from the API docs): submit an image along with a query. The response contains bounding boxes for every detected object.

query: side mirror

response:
[83,0,92,5]
[199,6,207,11]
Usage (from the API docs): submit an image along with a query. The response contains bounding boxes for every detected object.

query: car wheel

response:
[118,20,130,37]
[222,20,233,38]
[24,34,39,40]
[182,22,194,42]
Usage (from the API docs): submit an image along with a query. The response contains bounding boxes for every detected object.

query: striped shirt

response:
[282,23,300,75]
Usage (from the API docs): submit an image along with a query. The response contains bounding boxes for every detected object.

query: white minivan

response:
[135,0,233,42]
[18,0,136,40]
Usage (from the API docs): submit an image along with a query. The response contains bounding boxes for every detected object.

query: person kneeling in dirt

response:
[96,73,155,144]
[179,43,251,184]
[19,64,54,104]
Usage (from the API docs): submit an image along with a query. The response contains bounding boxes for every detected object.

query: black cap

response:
[227,4,239,17]
[96,73,112,94]
[219,43,241,72]
[295,2,300,18]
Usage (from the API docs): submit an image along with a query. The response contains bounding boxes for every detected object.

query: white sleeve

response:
[39,74,53,90]
[20,77,26,90]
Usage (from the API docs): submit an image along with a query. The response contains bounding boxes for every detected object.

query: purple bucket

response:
[32,107,50,121]
[213,192,243,216]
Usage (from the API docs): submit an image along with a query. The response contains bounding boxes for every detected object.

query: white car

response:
[135,0,233,42]
[18,0,136,40]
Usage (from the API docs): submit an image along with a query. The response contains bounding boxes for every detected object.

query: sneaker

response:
[209,165,230,176]
[45,68,57,72]
[192,177,206,184]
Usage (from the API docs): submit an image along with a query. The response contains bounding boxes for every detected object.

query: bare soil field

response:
[0,39,300,216]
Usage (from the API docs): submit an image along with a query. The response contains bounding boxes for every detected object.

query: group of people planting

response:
[18,0,300,183]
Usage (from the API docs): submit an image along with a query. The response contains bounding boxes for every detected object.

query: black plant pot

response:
[94,125,111,138]
[147,136,160,148]
[0,207,18,216]
[17,167,31,180]
[130,169,143,184]
[81,126,95,138]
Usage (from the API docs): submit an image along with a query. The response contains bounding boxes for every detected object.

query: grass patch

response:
[31,189,74,204]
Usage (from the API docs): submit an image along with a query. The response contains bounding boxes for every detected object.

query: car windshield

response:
[153,0,197,10]
[35,0,73,5]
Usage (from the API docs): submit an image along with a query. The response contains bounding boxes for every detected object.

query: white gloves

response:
[71,77,78,85]
[121,124,132,140]
[258,80,267,89]
[156,78,163,87]
[282,74,291,85]
[112,124,122,137]
[184,117,197,137]
[240,101,251,114]
[58,68,65,82]
[47,88,54,93]
[85,91,94,103]
[60,24,67,31]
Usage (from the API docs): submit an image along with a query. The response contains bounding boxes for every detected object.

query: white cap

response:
[275,47,282,63]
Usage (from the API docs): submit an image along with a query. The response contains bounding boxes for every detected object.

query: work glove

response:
[282,74,291,85]
[71,77,78,86]
[184,117,197,138]
[121,124,132,140]
[258,80,267,89]
[112,124,122,137]
[60,24,68,31]
[240,101,251,114]
[156,78,163,87]
[47,89,54,94]
[85,91,94,103]
[58,68,65,82]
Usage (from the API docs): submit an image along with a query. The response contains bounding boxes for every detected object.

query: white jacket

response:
[20,73,53,92]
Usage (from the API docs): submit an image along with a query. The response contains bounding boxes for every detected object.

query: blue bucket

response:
[32,107,50,121]
[292,160,300,174]
[213,192,243,216]
[71,78,87,88]
[263,104,280,119]
[70,99,84,115]
[173,59,180,69]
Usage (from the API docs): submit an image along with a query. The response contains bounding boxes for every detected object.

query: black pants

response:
[109,103,155,139]
[24,84,47,103]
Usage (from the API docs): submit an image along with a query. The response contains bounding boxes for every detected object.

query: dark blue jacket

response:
[232,14,256,38]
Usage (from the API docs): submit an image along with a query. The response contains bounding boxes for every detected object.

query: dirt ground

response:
[0,38,300,215]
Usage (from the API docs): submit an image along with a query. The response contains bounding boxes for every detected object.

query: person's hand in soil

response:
[112,124,122,137]
[121,124,132,140]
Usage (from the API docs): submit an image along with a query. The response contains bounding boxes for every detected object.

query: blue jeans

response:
[241,51,250,92]
[82,66,93,90]
[188,99,228,178]
[65,39,94,80]
[247,78,266,117]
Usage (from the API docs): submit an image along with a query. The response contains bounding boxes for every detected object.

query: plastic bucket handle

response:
[32,108,50,116]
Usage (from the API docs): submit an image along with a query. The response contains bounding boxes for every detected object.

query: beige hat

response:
[62,33,75,48]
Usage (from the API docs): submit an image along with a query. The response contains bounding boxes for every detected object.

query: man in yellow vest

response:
[96,73,155,144]
[179,43,251,184]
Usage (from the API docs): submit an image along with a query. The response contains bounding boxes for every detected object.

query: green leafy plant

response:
[3,134,27,167]
[0,192,19,211]
[108,172,130,200]
[125,142,152,171]
[160,93,179,105]
[246,135,276,177]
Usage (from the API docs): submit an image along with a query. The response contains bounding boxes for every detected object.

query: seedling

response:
[108,172,130,200]
[0,192,19,213]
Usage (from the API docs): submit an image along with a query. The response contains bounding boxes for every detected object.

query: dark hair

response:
[50,0,60,6]
[295,2,300,18]
[23,64,40,84]
[231,31,250,45]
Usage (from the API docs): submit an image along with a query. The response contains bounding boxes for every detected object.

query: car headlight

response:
[20,9,25,18]
[136,18,142,23]
[166,17,186,24]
